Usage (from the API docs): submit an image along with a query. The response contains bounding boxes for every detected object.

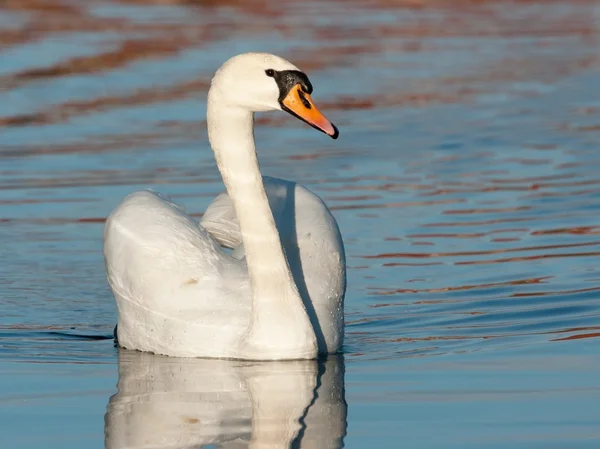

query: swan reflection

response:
[105,351,346,449]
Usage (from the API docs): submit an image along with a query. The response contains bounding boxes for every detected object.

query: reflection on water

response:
[105,351,346,449]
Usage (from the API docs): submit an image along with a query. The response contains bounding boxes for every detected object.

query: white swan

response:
[103,53,346,360]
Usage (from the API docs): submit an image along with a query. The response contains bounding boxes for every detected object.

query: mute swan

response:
[104,53,346,360]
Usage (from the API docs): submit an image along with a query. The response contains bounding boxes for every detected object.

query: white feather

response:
[103,53,345,360]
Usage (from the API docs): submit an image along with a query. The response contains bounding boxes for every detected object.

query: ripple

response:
[1,0,599,369]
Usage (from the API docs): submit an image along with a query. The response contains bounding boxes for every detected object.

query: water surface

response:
[1,1,600,448]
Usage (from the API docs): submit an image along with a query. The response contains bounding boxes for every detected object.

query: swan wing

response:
[202,176,343,255]
[201,177,346,354]
[200,191,242,250]
[201,176,306,253]
[104,190,252,358]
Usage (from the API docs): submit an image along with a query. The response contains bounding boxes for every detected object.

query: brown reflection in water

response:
[1,1,187,52]
[0,78,209,128]
[0,169,219,191]
[443,206,531,215]
[423,216,551,228]
[330,198,464,211]
[456,251,600,266]
[524,187,600,200]
[382,262,443,267]
[357,325,600,347]
[325,195,382,202]
[288,150,354,161]
[0,129,202,158]
[570,124,600,132]
[364,240,600,260]
[511,285,600,298]
[532,226,600,236]
[549,326,600,341]
[407,232,487,239]
[77,217,107,223]
[0,214,203,225]
[375,335,476,344]
[552,332,600,341]
[1,0,596,139]
[3,39,193,88]
[0,198,98,205]
[369,276,551,297]
[0,217,106,225]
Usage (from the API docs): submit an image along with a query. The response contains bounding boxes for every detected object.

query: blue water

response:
[1,1,600,447]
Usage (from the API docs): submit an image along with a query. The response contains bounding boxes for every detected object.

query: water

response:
[1,0,600,447]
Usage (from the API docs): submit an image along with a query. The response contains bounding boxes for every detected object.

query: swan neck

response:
[206,88,318,359]
[206,97,294,297]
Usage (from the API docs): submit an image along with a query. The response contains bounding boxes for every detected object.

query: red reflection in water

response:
[363,241,600,259]
[552,332,600,341]
[369,276,551,296]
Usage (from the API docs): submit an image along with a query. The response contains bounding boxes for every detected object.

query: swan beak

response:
[281,84,339,139]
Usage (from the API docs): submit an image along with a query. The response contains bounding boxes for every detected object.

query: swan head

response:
[210,53,339,139]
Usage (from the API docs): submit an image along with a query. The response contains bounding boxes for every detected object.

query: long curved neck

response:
[207,91,317,359]
[207,99,293,295]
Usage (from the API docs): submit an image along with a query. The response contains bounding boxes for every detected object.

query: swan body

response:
[104,53,345,360]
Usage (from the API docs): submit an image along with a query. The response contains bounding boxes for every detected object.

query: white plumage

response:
[104,53,345,360]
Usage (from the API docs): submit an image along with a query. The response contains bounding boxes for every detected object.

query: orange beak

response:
[280,84,339,139]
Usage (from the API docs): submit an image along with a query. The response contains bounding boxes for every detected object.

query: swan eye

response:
[265,69,275,77]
